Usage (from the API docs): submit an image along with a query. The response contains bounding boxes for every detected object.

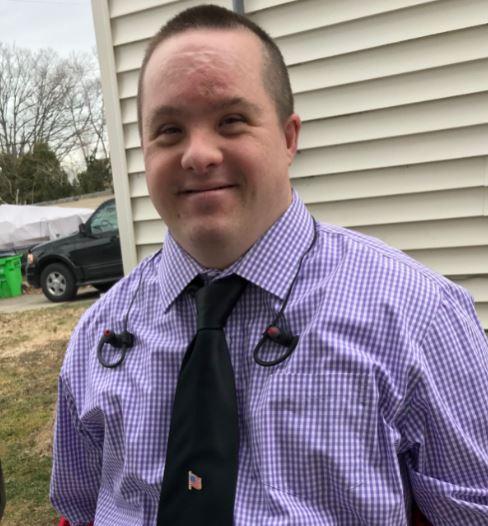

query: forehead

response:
[142,28,266,103]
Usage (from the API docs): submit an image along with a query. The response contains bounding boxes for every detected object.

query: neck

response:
[183,236,252,270]
[175,189,294,270]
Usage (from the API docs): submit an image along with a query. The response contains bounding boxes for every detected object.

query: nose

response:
[181,130,223,174]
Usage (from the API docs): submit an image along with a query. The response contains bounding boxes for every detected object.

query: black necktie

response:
[157,274,247,525]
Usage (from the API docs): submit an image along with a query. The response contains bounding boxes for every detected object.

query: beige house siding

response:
[92,0,488,328]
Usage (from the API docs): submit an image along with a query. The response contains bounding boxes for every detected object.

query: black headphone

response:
[97,220,318,369]
[97,254,151,369]
[97,329,134,369]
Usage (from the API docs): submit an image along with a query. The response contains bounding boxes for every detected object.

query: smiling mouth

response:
[181,185,235,195]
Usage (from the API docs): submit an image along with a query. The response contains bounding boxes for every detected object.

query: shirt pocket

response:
[250,371,376,501]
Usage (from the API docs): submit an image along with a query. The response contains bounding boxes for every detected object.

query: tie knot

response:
[193,275,247,330]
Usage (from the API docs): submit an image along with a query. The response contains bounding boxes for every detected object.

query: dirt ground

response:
[0,300,92,358]
[0,299,95,525]
[0,285,99,314]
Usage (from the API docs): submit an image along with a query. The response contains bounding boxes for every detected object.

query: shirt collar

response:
[158,233,204,312]
[158,190,315,311]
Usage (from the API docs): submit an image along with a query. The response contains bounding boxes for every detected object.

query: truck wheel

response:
[40,263,78,302]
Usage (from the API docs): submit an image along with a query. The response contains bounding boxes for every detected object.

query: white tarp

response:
[0,204,93,251]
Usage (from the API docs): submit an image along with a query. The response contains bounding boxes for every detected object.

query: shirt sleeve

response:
[50,375,101,526]
[402,283,488,524]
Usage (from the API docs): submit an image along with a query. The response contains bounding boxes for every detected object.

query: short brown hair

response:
[137,4,294,136]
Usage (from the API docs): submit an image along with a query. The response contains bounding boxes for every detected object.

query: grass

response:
[0,301,94,526]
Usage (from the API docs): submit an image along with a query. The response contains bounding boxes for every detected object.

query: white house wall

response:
[92,0,488,328]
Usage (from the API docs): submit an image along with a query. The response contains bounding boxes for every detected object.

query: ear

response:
[283,113,301,165]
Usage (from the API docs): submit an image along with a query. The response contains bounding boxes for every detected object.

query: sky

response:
[0,0,96,56]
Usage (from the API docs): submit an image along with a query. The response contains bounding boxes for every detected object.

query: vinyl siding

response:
[93,0,488,327]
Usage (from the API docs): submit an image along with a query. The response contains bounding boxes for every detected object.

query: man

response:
[51,5,488,525]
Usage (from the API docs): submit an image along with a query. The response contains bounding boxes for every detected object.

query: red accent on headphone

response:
[266,326,280,338]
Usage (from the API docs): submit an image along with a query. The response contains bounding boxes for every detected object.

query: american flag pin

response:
[188,470,202,491]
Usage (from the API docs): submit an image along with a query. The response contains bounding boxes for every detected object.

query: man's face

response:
[141,28,300,268]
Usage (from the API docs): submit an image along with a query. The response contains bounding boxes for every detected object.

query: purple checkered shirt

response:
[51,192,488,525]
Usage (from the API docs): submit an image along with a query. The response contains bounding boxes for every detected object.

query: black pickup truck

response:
[26,198,124,302]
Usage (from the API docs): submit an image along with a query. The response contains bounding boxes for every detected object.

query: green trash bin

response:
[0,277,10,298]
[0,255,22,298]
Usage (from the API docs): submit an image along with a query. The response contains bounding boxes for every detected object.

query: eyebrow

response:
[146,97,262,130]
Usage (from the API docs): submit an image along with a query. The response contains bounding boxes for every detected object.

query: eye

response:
[157,124,182,136]
[220,114,246,127]
[152,124,183,144]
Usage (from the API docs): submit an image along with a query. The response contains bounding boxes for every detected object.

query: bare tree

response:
[0,44,109,203]
[66,51,109,163]
[0,44,108,163]
[0,45,33,157]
